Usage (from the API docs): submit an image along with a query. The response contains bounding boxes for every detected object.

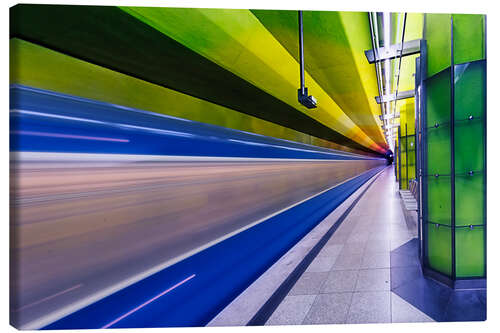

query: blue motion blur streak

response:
[10,85,380,160]
[44,166,383,329]
[10,84,385,329]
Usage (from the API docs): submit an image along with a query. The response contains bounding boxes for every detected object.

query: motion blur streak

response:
[10,85,385,328]
[11,155,380,327]
[11,130,130,142]
[13,284,83,313]
[101,274,196,329]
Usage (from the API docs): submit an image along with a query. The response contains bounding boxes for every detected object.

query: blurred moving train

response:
[10,85,386,329]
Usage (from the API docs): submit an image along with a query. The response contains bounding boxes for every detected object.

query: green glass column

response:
[398,100,416,190]
[422,13,486,283]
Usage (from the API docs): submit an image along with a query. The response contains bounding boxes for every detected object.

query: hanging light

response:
[297,11,317,109]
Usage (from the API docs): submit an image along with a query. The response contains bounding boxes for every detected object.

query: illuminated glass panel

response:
[424,14,451,77]
[456,226,485,278]
[427,223,452,276]
[455,174,484,227]
[453,14,485,65]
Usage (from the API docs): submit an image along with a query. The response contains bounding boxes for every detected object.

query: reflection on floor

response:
[391,238,486,322]
[265,167,486,325]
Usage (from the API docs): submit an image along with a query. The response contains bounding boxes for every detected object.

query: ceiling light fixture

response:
[297,10,317,109]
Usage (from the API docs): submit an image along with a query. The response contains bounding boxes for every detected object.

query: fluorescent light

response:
[383,12,391,95]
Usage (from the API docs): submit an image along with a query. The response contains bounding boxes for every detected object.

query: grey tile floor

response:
[265,167,434,325]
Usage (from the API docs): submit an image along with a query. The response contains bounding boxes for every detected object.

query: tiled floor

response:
[390,238,486,322]
[265,166,485,325]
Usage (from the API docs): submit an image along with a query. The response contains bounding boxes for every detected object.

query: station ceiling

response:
[11,5,423,155]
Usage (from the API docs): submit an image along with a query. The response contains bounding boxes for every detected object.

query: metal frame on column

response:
[415,54,427,263]
[450,15,457,280]
[394,144,398,177]
[398,126,402,188]
[483,15,487,281]
[420,36,429,271]
[406,124,409,189]
[415,55,422,262]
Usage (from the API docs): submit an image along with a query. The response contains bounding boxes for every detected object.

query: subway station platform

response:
[9,6,487,330]
[210,166,486,326]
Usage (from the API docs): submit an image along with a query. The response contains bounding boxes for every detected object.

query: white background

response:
[2,0,499,332]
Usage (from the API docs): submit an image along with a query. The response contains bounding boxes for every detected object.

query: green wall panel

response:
[406,102,416,135]
[401,150,408,189]
[424,14,451,77]
[427,177,451,225]
[426,69,451,175]
[408,136,416,182]
[455,121,484,173]
[427,223,452,276]
[455,175,484,227]
[452,14,485,65]
[399,135,416,189]
[398,99,416,190]
[454,61,485,230]
[426,68,451,126]
[455,226,485,278]
[427,128,450,175]
[455,61,485,120]
[454,61,485,174]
